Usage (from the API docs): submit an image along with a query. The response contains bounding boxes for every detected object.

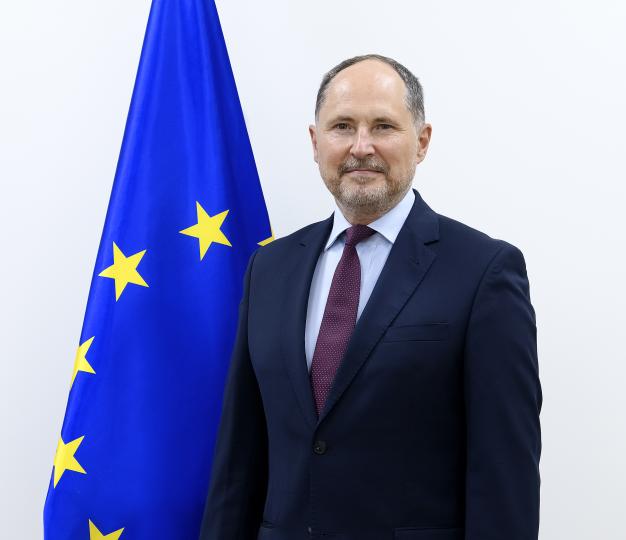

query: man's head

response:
[309,54,432,223]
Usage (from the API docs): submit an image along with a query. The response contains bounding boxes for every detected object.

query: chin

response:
[338,181,390,211]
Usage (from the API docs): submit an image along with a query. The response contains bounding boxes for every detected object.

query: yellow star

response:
[180,202,231,259]
[70,336,95,388]
[98,242,148,300]
[258,228,274,246]
[53,435,86,487]
[89,520,124,539]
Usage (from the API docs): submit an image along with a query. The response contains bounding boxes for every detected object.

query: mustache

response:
[338,157,388,176]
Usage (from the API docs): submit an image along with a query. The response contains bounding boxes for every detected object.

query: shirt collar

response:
[324,188,416,250]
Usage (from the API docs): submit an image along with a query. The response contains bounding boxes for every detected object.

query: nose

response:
[350,126,375,158]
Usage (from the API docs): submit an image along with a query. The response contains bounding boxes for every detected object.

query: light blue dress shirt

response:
[304,188,416,371]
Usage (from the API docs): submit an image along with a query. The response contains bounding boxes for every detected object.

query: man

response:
[200,54,542,540]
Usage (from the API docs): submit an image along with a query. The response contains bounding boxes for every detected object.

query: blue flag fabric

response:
[43,1,271,538]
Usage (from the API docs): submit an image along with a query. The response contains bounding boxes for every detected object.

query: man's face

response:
[310,60,431,219]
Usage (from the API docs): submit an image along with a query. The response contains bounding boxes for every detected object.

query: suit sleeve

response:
[463,242,542,540]
[199,249,268,540]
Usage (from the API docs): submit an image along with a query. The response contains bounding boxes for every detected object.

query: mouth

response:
[344,169,383,175]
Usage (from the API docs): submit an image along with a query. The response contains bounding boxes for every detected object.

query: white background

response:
[1,1,625,538]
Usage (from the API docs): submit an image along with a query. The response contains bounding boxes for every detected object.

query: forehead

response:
[321,60,409,118]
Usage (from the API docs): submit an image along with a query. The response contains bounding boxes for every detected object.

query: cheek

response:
[317,141,347,167]
[382,144,417,171]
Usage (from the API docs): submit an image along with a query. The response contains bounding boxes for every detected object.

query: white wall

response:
[1,0,625,537]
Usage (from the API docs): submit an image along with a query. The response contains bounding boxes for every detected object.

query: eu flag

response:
[43,0,272,537]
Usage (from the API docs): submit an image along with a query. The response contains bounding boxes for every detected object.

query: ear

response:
[309,124,319,163]
[415,123,432,164]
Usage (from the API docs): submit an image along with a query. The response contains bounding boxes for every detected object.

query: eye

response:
[376,123,394,130]
[334,122,350,130]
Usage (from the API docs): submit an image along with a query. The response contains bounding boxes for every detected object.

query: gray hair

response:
[315,54,425,125]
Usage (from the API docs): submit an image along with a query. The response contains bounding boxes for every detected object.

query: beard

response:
[322,156,415,217]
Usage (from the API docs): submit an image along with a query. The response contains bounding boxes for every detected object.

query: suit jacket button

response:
[313,440,327,454]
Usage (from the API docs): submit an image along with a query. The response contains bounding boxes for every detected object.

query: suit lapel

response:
[280,215,333,429]
[317,189,440,425]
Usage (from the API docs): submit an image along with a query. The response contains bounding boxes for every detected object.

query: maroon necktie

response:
[310,224,376,416]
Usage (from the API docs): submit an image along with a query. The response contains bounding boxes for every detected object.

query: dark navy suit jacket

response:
[199,189,542,540]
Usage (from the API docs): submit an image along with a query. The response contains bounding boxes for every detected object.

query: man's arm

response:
[464,242,542,540]
[199,250,268,539]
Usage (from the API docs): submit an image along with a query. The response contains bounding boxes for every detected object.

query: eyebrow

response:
[372,116,397,124]
[325,115,398,125]
[326,115,354,124]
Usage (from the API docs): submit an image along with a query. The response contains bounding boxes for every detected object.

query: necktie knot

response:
[344,224,375,247]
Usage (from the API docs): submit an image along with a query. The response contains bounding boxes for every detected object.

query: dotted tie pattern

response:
[310,224,376,416]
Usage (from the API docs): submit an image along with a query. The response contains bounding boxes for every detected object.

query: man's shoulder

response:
[435,211,527,272]
[252,216,330,264]
[269,219,327,246]
[438,212,500,247]
[416,189,523,258]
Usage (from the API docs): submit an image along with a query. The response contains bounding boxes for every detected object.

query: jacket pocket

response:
[394,527,463,539]
[382,322,449,342]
